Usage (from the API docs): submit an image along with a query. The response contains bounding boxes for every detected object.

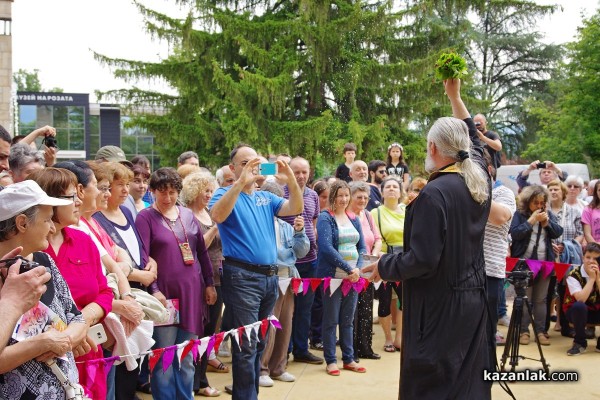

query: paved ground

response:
[139,301,600,399]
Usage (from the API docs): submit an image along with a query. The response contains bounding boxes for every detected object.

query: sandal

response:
[326,363,340,376]
[196,386,221,397]
[384,344,396,353]
[207,360,230,373]
[343,363,367,373]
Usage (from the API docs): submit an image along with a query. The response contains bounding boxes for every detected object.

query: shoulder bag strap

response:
[377,207,388,245]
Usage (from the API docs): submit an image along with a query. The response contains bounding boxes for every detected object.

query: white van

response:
[496,163,590,195]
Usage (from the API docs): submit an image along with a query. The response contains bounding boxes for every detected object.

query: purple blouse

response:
[136,206,214,336]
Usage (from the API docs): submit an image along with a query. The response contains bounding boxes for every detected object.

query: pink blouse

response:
[358,210,381,254]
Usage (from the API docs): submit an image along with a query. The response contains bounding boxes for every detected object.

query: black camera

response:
[506,259,533,290]
[536,162,546,169]
[42,136,58,148]
[0,256,40,274]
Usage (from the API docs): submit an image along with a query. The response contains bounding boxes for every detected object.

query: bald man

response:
[473,114,502,168]
[350,160,381,210]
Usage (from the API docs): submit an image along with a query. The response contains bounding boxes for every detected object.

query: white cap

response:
[0,180,72,222]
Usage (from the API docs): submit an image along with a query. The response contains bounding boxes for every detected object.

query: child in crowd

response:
[563,242,600,356]
[335,143,357,183]
[386,143,410,191]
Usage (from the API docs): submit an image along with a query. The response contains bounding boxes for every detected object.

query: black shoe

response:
[359,352,381,360]
[224,384,233,395]
[136,382,151,394]
[293,352,324,365]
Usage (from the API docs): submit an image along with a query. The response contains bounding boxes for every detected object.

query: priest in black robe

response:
[364,79,492,400]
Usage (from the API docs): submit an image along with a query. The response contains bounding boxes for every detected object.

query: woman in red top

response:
[29,168,115,399]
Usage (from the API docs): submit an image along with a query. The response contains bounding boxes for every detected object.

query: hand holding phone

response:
[259,162,278,175]
[88,323,107,346]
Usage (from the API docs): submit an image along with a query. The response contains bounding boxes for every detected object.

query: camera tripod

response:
[499,283,550,374]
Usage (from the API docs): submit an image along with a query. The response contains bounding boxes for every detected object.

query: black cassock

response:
[378,119,491,400]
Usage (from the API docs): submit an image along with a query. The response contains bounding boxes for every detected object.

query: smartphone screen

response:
[259,163,278,175]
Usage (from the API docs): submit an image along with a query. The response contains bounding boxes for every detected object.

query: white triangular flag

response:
[252,323,261,343]
[244,324,253,345]
[279,278,291,295]
[176,340,190,369]
[197,337,209,360]
[230,329,242,351]
[329,279,343,296]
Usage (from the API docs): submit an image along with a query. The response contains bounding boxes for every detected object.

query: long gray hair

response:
[428,117,489,204]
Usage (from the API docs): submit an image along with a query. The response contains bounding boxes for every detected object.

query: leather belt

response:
[223,257,278,277]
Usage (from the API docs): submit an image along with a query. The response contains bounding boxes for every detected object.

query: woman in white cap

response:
[0,180,90,399]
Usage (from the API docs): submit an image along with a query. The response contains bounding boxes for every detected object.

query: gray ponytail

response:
[428,117,490,204]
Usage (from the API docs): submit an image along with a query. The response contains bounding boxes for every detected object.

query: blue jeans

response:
[221,264,278,400]
[292,260,317,356]
[151,326,197,400]
[322,286,358,365]
[498,279,507,318]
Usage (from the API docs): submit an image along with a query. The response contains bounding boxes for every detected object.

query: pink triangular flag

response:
[84,362,98,393]
[270,316,282,330]
[279,278,291,295]
[162,346,176,373]
[352,280,363,293]
[329,279,342,296]
[302,278,311,295]
[205,336,216,359]
[541,261,554,279]
[323,277,331,293]
[341,280,353,296]
[103,356,120,377]
[526,259,543,278]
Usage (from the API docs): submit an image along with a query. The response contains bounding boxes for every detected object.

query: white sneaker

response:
[258,375,274,387]
[498,315,510,327]
[218,341,231,357]
[272,372,296,382]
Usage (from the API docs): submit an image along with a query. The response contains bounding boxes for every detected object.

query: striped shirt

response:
[282,186,320,263]
[484,185,516,278]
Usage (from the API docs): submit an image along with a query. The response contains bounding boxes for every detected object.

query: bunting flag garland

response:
[77,316,282,382]
[505,257,572,282]
[329,279,343,296]
[310,278,321,292]
[279,278,291,295]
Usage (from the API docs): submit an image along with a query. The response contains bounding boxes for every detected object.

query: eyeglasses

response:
[567,185,581,189]
[98,186,111,193]
[376,170,388,175]
[58,193,78,202]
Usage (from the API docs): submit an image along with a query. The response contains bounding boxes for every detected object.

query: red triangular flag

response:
[291,278,302,295]
[237,327,245,348]
[310,278,321,292]
[213,332,225,355]
[180,340,196,364]
[506,257,518,273]
[149,348,164,373]
[260,318,269,339]
[554,262,571,282]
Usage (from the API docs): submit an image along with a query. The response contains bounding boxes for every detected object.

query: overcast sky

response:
[11,0,598,102]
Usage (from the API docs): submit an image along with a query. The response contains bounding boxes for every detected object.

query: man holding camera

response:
[517,160,568,191]
[474,114,502,168]
[209,144,303,400]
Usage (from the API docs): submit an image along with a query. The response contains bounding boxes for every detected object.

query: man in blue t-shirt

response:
[209,144,303,400]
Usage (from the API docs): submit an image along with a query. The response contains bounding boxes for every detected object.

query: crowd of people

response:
[1,78,600,400]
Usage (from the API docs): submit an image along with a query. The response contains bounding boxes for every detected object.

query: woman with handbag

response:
[370,176,405,353]
[509,185,563,346]
[136,168,217,399]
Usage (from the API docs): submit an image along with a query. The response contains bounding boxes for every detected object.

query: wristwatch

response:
[121,292,137,300]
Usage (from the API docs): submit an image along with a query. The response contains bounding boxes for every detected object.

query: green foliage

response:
[522,9,600,176]
[13,69,43,92]
[434,52,468,81]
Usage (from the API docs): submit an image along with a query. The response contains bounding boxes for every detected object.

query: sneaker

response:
[567,342,586,356]
[537,333,551,346]
[495,331,506,346]
[272,372,296,382]
[310,342,324,351]
[258,375,274,387]
[293,352,324,365]
[218,341,231,358]
[498,315,510,327]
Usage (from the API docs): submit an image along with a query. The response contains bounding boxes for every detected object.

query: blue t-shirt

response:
[209,186,285,265]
